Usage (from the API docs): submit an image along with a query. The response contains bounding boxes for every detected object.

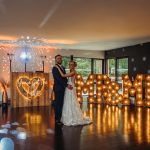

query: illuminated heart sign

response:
[16,76,45,99]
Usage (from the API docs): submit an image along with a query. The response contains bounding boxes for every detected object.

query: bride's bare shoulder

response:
[72,70,77,77]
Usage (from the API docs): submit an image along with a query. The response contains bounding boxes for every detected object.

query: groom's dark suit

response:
[52,64,68,122]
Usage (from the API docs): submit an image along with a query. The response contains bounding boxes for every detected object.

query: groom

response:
[52,54,73,125]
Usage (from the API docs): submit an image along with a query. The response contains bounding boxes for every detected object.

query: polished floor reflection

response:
[0,104,150,150]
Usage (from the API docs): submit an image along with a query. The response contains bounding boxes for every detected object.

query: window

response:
[107,59,116,81]
[74,57,91,80]
[62,56,104,80]
[93,59,103,74]
[107,58,128,81]
[62,56,70,73]
[117,58,128,82]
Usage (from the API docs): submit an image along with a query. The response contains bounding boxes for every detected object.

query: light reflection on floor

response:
[0,104,150,149]
[83,104,150,145]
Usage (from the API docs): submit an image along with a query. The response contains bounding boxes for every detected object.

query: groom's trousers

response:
[54,89,65,121]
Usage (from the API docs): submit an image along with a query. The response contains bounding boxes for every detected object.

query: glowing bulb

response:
[97,98,101,102]
[97,87,101,90]
[81,82,84,86]
[77,93,81,96]
[77,75,81,79]
[90,75,93,79]
[90,86,93,90]
[97,81,101,85]
[90,81,93,84]
[83,88,87,92]
[77,97,81,102]
[77,81,81,84]
[97,93,101,96]
[97,75,102,79]
[77,87,81,90]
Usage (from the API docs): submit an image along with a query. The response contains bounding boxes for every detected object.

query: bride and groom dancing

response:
[52,54,92,126]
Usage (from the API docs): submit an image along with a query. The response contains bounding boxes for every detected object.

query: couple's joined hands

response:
[67,84,73,90]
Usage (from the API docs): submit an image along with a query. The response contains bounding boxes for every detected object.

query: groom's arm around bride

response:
[52,66,73,90]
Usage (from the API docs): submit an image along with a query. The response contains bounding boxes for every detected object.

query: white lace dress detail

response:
[61,76,92,126]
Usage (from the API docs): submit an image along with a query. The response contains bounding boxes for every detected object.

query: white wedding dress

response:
[61,76,92,126]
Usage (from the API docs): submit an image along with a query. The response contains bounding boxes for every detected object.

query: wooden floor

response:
[1,104,150,150]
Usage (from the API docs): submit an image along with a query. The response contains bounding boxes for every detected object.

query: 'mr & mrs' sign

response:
[75,74,150,107]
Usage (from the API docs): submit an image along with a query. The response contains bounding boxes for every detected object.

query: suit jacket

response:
[52,64,68,91]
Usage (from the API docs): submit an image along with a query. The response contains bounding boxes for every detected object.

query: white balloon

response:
[0,137,14,150]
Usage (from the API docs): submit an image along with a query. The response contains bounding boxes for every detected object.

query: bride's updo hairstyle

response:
[69,60,77,67]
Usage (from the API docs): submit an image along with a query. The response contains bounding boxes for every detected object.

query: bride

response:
[55,60,92,126]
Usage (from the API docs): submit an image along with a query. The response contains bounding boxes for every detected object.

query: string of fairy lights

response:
[0,36,57,81]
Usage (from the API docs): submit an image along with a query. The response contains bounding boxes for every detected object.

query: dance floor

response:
[0,103,150,150]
